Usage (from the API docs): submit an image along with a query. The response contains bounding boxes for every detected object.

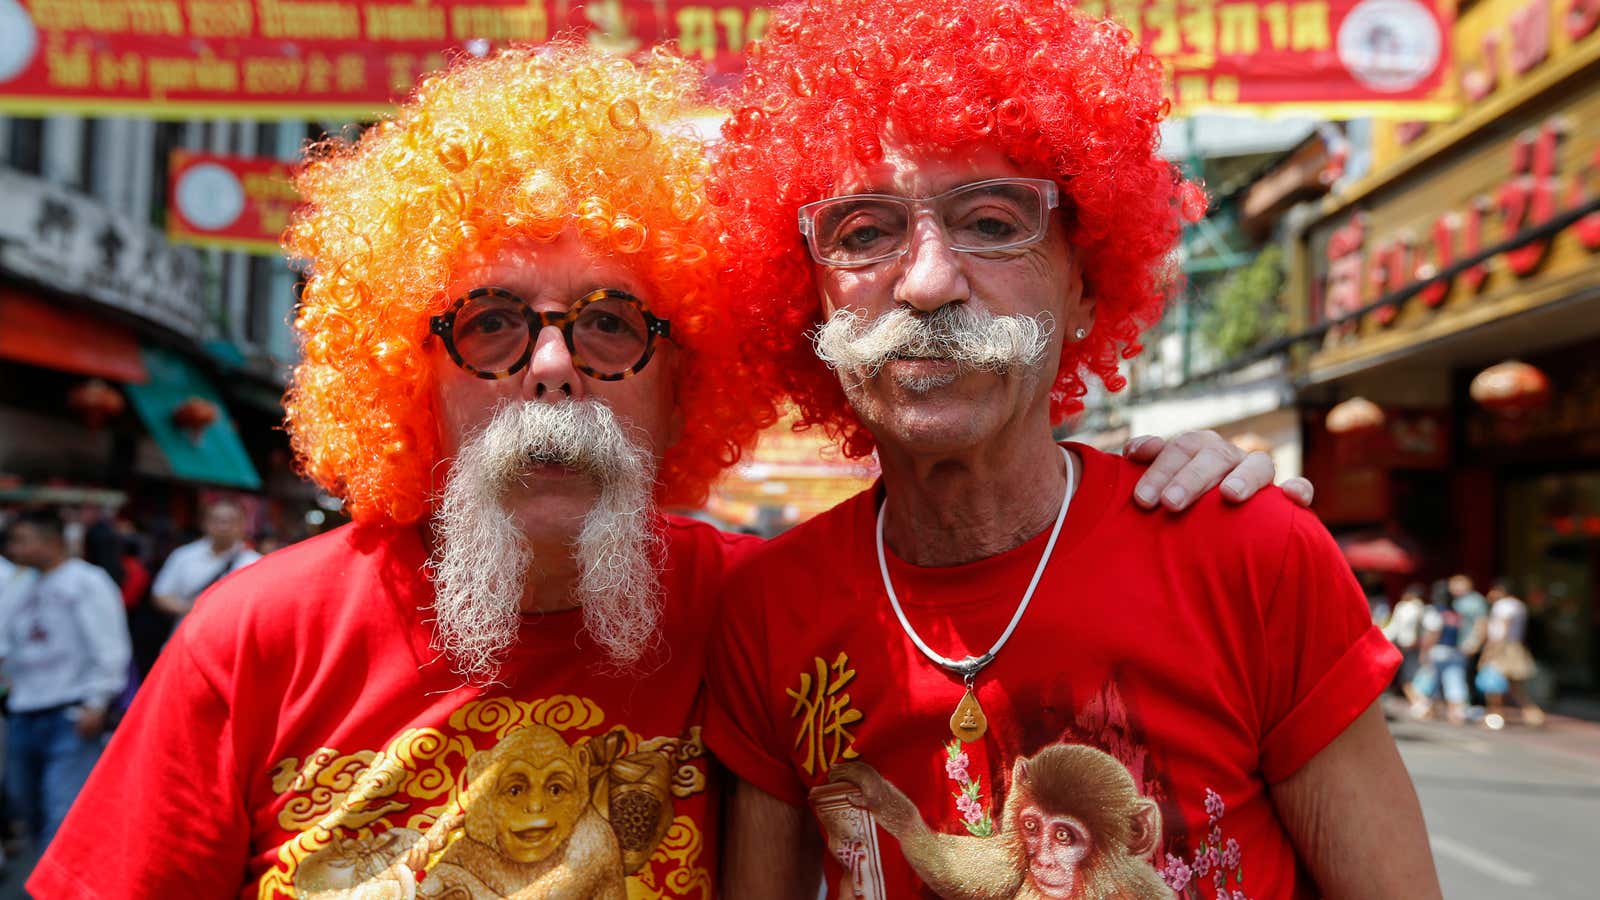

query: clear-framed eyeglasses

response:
[797,176,1060,268]
[428,287,672,382]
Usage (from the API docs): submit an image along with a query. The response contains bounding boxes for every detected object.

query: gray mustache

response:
[810,304,1053,376]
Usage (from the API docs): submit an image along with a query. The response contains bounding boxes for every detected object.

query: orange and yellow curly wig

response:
[709,0,1202,459]
[285,44,775,524]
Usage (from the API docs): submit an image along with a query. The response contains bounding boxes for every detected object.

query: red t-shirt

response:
[32,517,757,900]
[706,445,1397,899]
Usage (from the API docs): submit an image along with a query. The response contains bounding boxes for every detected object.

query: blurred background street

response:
[1392,699,1600,899]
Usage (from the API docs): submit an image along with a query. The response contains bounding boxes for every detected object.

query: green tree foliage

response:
[1200,244,1286,359]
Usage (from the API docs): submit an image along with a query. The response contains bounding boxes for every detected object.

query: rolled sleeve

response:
[1258,509,1402,783]
[704,573,809,808]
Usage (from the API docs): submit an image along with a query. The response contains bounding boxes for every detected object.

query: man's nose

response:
[520,324,584,401]
[892,215,968,313]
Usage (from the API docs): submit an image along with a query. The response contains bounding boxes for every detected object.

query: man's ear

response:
[1062,252,1094,340]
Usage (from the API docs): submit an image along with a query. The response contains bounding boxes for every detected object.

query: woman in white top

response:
[1478,581,1545,729]
[1384,583,1427,701]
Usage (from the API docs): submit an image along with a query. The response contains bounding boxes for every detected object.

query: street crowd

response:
[1376,574,1547,731]
[0,499,270,864]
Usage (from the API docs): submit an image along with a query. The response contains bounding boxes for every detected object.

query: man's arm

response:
[724,778,823,900]
[149,549,188,615]
[71,568,134,737]
[1271,701,1441,899]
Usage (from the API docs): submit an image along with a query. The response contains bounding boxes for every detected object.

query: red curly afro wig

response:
[285,43,776,525]
[710,0,1201,459]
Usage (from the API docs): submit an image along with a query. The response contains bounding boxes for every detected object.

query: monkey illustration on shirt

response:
[829,742,1168,900]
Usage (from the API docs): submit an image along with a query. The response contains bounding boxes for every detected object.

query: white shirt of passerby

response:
[1488,595,1528,644]
[0,559,132,713]
[151,538,261,613]
[1383,596,1425,648]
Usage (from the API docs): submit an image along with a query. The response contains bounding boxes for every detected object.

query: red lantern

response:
[1470,361,1550,416]
[172,396,219,442]
[67,379,125,429]
[1326,397,1385,436]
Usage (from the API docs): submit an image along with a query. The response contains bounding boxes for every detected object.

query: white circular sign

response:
[175,163,247,231]
[0,0,40,83]
[1336,0,1444,93]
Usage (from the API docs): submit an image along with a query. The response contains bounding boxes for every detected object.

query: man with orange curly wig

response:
[703,1,1440,897]
[29,44,782,899]
[32,36,1298,900]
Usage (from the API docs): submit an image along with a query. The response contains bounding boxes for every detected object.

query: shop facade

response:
[1293,0,1600,694]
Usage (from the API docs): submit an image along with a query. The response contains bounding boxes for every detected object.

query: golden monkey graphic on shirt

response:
[256,696,710,900]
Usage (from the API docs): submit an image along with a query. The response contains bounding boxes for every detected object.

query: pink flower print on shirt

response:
[1162,854,1193,892]
[1222,838,1241,870]
[955,792,985,823]
[944,752,971,784]
[1174,787,1248,900]
[943,740,994,837]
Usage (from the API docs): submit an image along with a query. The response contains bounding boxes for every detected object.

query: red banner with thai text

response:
[0,0,764,119]
[1083,0,1456,117]
[0,0,1451,119]
[166,150,297,254]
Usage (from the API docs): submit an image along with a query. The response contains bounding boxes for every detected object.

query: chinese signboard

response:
[0,169,207,340]
[167,151,298,254]
[0,0,1452,120]
[1372,0,1600,168]
[1302,76,1600,377]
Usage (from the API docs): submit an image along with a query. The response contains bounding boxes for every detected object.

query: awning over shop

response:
[124,347,261,490]
[1337,534,1418,575]
[0,286,147,383]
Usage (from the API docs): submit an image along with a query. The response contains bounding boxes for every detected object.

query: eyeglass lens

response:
[810,181,1048,265]
[451,292,652,375]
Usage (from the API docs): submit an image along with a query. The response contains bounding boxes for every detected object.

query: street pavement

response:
[0,705,1593,898]
[1393,702,1600,900]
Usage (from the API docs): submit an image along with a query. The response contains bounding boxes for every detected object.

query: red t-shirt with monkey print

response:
[706,444,1398,900]
[31,518,757,900]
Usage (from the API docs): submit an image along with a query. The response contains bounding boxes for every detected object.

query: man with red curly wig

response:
[31,39,1296,900]
[703,1,1440,897]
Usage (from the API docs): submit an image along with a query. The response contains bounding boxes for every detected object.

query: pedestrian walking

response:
[0,509,131,848]
[1478,581,1546,730]
[1386,583,1427,696]
[149,499,260,622]
[1413,581,1470,723]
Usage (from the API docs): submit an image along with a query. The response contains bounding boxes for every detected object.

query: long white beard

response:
[428,400,662,684]
[811,304,1053,391]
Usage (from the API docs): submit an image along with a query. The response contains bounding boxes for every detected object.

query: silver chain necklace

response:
[874,445,1077,742]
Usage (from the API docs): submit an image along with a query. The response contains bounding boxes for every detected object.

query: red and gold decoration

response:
[0,0,1452,120]
[706,412,876,530]
[1470,360,1551,416]
[66,378,124,429]
[166,151,299,255]
[172,396,219,443]
[1326,396,1386,435]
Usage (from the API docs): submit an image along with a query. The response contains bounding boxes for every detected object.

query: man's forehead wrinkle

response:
[448,241,655,305]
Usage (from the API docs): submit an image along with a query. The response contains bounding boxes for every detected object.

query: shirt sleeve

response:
[28,627,250,899]
[1257,507,1401,784]
[72,566,132,710]
[149,547,185,599]
[703,567,810,807]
